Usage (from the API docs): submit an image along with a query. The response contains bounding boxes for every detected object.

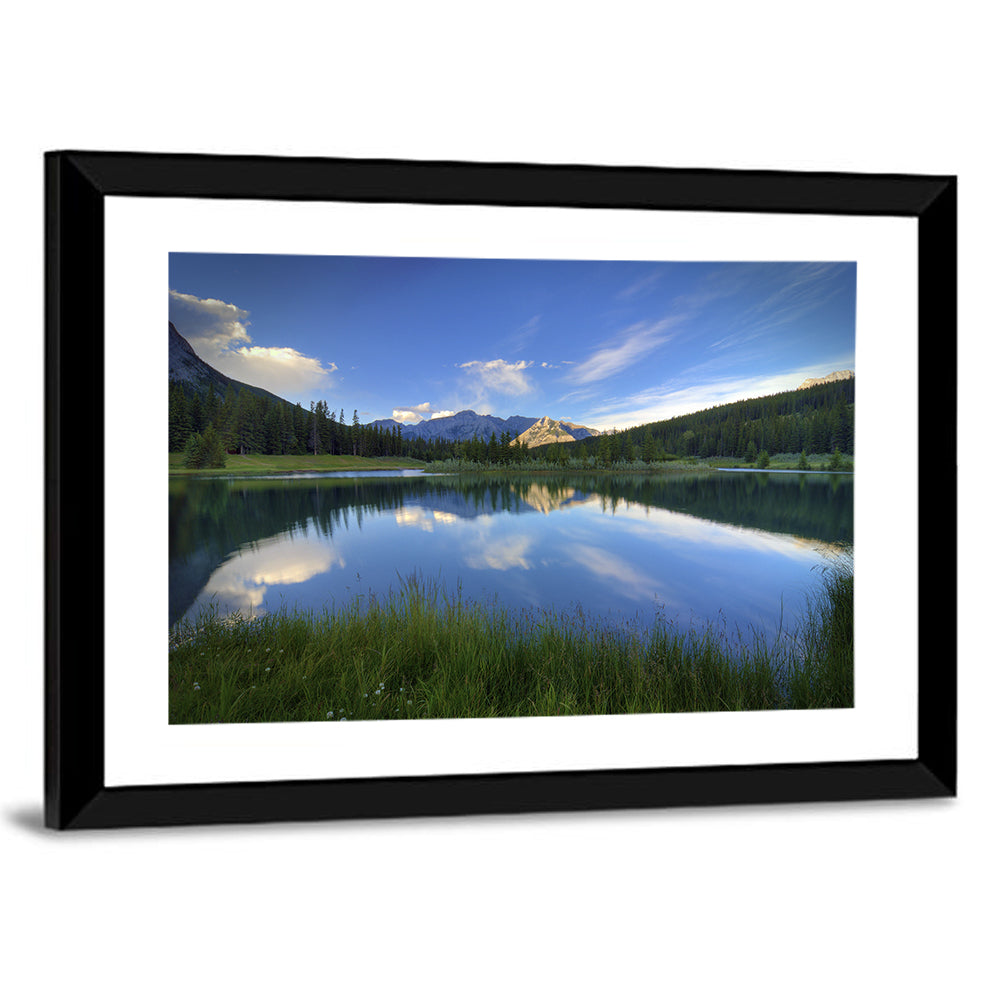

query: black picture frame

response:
[45,151,956,829]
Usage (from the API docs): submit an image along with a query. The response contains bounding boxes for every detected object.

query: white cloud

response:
[457,358,535,411]
[459,358,533,393]
[392,408,424,423]
[563,317,681,387]
[170,291,251,352]
[392,403,451,423]
[169,290,335,399]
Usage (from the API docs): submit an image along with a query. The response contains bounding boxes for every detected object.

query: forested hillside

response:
[169,372,854,467]
[567,377,854,464]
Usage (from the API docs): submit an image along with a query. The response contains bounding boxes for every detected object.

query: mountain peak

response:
[512,415,600,449]
[796,370,854,391]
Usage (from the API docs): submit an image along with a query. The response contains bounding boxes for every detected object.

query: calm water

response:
[169,471,852,641]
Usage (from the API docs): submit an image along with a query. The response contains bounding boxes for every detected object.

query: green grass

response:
[423,454,853,474]
[168,453,429,476]
[169,564,853,724]
[167,451,853,478]
[708,452,854,471]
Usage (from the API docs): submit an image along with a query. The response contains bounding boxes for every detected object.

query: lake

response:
[169,470,852,643]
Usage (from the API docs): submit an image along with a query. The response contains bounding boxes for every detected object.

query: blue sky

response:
[168,254,855,431]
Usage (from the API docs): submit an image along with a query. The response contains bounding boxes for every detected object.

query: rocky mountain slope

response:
[367,410,540,442]
[795,370,855,391]
[169,322,287,405]
[512,416,601,449]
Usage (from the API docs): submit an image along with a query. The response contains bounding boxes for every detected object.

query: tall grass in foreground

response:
[169,565,853,724]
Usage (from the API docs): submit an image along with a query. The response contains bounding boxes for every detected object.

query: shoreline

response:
[169,453,855,478]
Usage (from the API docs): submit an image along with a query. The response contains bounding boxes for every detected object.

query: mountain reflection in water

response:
[169,471,851,641]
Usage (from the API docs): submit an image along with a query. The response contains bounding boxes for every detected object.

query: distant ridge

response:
[796,370,854,391]
[366,410,602,447]
[366,410,539,443]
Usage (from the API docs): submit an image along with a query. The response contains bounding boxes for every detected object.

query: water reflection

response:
[464,532,535,572]
[198,529,343,616]
[170,472,852,640]
[565,543,664,603]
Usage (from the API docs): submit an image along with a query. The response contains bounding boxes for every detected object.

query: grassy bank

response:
[424,453,853,474]
[168,451,852,477]
[168,453,428,476]
[169,565,853,724]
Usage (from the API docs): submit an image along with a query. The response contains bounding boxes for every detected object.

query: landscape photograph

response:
[168,254,855,725]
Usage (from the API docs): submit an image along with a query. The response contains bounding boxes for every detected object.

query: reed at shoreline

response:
[169,562,853,725]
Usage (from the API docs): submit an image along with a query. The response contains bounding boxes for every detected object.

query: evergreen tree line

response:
[565,378,855,464]
[170,382,457,463]
[170,376,854,466]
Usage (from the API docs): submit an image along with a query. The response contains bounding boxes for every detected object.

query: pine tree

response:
[168,383,191,452]
[598,433,613,467]
[182,425,226,469]
[217,386,237,453]
[641,430,656,463]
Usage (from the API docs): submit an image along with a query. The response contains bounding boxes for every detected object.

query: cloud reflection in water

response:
[191,529,343,618]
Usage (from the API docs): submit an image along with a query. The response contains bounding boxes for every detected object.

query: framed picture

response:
[45,152,956,829]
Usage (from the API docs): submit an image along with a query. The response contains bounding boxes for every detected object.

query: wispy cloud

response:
[617,268,667,301]
[580,363,853,430]
[503,314,542,352]
[563,317,681,387]
[669,267,749,312]
[170,290,335,399]
[709,263,852,352]
[456,358,535,410]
